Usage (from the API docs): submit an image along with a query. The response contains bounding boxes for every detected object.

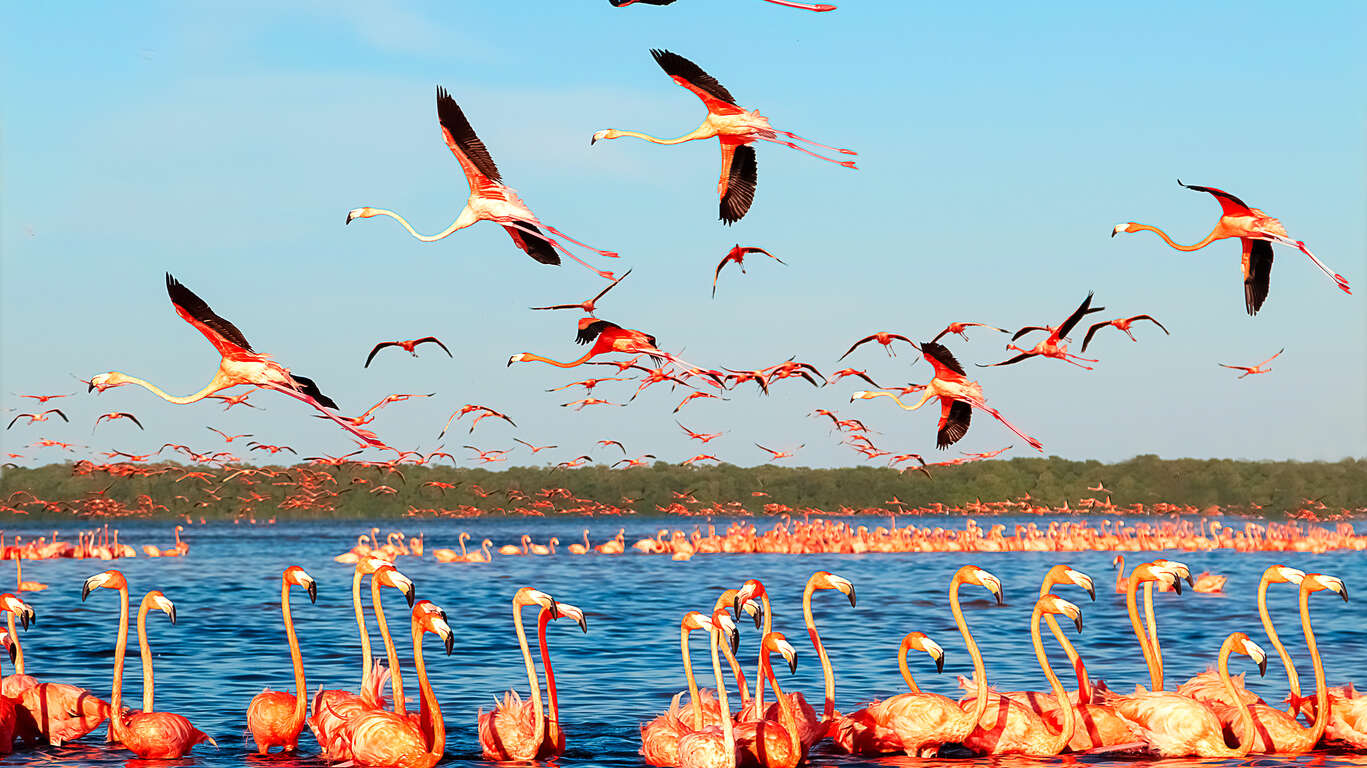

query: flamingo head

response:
[1302,573,1349,602]
[285,565,318,603]
[357,555,392,575]
[1112,222,1139,237]
[810,571,856,607]
[514,587,558,617]
[958,566,1004,605]
[345,207,377,225]
[1045,565,1095,601]
[0,593,35,630]
[762,631,799,675]
[1152,559,1195,588]
[143,590,176,625]
[373,565,416,607]
[87,372,128,393]
[708,608,740,655]
[900,632,945,674]
[735,579,767,628]
[1227,632,1268,677]
[849,390,874,402]
[1036,594,1083,633]
[554,601,589,633]
[414,599,447,622]
[590,129,617,145]
[415,603,455,655]
[82,569,127,601]
[507,353,533,366]
[1267,565,1306,586]
[1131,562,1181,594]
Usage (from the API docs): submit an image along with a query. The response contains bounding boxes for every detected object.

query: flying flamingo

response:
[713,246,784,297]
[513,438,559,453]
[531,269,633,314]
[930,322,1009,344]
[364,337,452,368]
[348,87,618,279]
[333,602,454,768]
[592,49,856,224]
[86,274,383,446]
[17,393,70,403]
[609,0,837,12]
[6,410,67,429]
[838,332,914,360]
[206,426,252,443]
[82,573,216,758]
[1219,348,1284,378]
[477,587,560,761]
[851,342,1043,451]
[755,444,803,462]
[985,292,1105,369]
[92,412,143,431]
[509,318,683,369]
[246,566,318,754]
[1080,314,1169,353]
[1113,180,1350,314]
[825,368,881,388]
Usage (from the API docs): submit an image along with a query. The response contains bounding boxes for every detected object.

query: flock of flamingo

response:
[0,559,1361,764]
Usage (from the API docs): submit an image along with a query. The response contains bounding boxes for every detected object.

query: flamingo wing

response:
[122,413,144,430]
[713,254,733,297]
[577,319,619,345]
[288,374,339,410]
[936,399,972,449]
[743,246,784,263]
[165,273,255,357]
[919,341,967,378]
[1240,238,1274,316]
[49,409,69,422]
[364,342,398,368]
[591,268,632,303]
[1130,315,1169,334]
[436,85,501,184]
[502,221,561,265]
[649,49,742,113]
[415,336,453,357]
[1261,347,1286,366]
[611,0,677,5]
[840,335,878,360]
[1011,325,1050,341]
[1179,179,1254,218]
[720,143,758,224]
[1058,291,1103,339]
[1080,321,1109,354]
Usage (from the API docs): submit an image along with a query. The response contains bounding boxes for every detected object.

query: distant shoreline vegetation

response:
[0,456,1362,522]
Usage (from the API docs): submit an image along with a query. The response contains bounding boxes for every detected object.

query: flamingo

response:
[1113,180,1350,314]
[829,632,945,755]
[2,594,108,746]
[676,609,743,768]
[930,322,1009,344]
[609,0,837,12]
[851,341,1043,451]
[334,602,454,768]
[348,87,617,278]
[6,410,67,429]
[754,444,803,462]
[734,632,804,768]
[509,318,680,369]
[1080,314,1169,353]
[591,49,856,224]
[838,332,915,360]
[246,566,317,754]
[0,627,18,753]
[1285,577,1365,750]
[713,245,784,297]
[984,292,1105,369]
[1219,348,1284,378]
[12,557,45,593]
[92,412,144,431]
[364,337,452,368]
[86,274,383,446]
[537,601,589,757]
[531,269,633,315]
[0,594,36,694]
[477,587,560,761]
[640,610,731,766]
[81,573,216,758]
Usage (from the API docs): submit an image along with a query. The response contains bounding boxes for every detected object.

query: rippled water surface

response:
[4,515,1366,767]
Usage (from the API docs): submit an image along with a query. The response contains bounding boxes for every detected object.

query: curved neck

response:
[6,610,21,674]
[609,127,710,146]
[1301,585,1329,744]
[365,207,472,242]
[1113,556,1125,593]
[761,647,800,758]
[459,534,468,557]
[352,567,372,687]
[117,372,227,404]
[1032,604,1074,754]
[897,642,920,693]
[538,608,560,745]
[109,584,130,742]
[951,574,989,728]
[681,623,702,731]
[371,577,405,715]
[513,600,545,747]
[282,578,308,730]
[1125,574,1160,690]
[1143,582,1163,689]
[137,596,155,712]
[708,629,735,767]
[1040,580,1090,703]
[521,351,597,369]
[753,593,772,706]
[411,621,444,767]
[713,596,749,707]
[1129,222,1222,251]
[1258,573,1300,713]
[1218,640,1256,758]
[802,582,836,721]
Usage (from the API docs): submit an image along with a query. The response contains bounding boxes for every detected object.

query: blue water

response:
[3,515,1365,767]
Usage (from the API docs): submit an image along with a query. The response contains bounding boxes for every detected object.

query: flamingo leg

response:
[974,401,1044,452]
[1265,234,1352,294]
[752,135,858,168]
[541,224,620,259]
[759,0,837,10]
[260,383,385,448]
[767,128,857,155]
[500,220,616,280]
[1057,355,1095,370]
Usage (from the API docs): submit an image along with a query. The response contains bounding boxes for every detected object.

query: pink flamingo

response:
[477,587,560,760]
[246,566,318,753]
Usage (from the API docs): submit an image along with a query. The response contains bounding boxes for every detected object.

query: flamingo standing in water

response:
[348,87,617,279]
[246,566,318,754]
[1113,180,1350,314]
[334,602,455,768]
[82,573,216,758]
[592,49,856,224]
[733,632,804,768]
[640,610,732,766]
[676,609,744,768]
[829,631,946,755]
[86,274,382,447]
[2,594,108,746]
[851,342,1043,451]
[477,587,560,761]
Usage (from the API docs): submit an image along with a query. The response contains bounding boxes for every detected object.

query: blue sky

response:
[3,1,1364,470]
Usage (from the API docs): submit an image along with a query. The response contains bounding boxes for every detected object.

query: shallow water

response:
[3,515,1365,767]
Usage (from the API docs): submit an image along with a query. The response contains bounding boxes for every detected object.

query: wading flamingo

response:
[1113,180,1351,314]
[851,342,1043,451]
[829,632,945,755]
[592,49,856,224]
[334,602,455,768]
[86,274,382,446]
[309,557,392,760]
[246,566,318,754]
[539,601,589,757]
[364,337,452,368]
[1285,575,1363,749]
[0,628,17,753]
[348,87,617,278]
[676,609,743,768]
[734,632,803,768]
[477,587,560,761]
[3,594,108,745]
[82,574,216,758]
[640,610,734,766]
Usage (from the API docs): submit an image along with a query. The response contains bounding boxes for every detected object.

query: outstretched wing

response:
[919,342,967,377]
[720,143,758,225]
[290,374,339,411]
[978,352,1034,368]
[364,342,396,369]
[166,273,255,357]
[839,335,878,361]
[577,319,620,346]
[1130,315,1169,335]
[50,409,69,422]
[1241,238,1274,316]
[936,399,972,450]
[743,246,783,264]
[436,86,501,184]
[1011,325,1050,342]
[1058,291,1102,340]
[1179,179,1253,218]
[503,222,561,266]
[650,49,740,113]
[712,254,732,298]
[1080,322,1108,354]
[124,413,144,430]
[416,336,453,358]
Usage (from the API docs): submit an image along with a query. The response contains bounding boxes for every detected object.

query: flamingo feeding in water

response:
[592,49,856,224]
[82,572,216,758]
[1113,180,1350,314]
[86,274,383,447]
[246,566,318,754]
[348,87,618,279]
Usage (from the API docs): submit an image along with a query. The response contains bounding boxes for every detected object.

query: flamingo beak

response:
[307,581,318,604]
[403,582,416,608]
[1073,614,1083,633]
[933,652,944,674]
[1257,656,1267,677]
[1339,583,1350,602]
[845,584,857,608]
[1172,578,1183,595]
[167,604,178,625]
[590,135,597,145]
